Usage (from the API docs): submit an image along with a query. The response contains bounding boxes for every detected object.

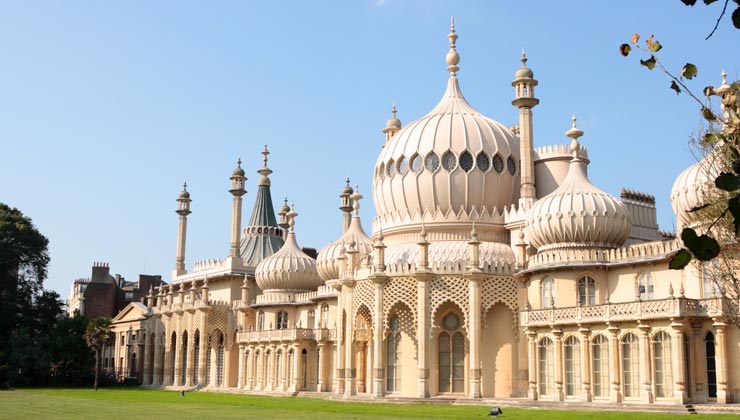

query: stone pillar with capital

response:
[317,341,326,392]
[292,345,301,392]
[370,274,387,397]
[237,344,246,389]
[638,323,653,403]
[691,324,706,402]
[607,324,622,403]
[466,274,483,398]
[526,329,538,400]
[671,320,687,404]
[143,329,152,385]
[714,320,729,404]
[343,282,356,396]
[579,327,592,402]
[553,328,564,401]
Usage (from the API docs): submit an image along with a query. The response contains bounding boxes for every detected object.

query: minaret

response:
[174,182,192,276]
[383,102,401,143]
[278,197,290,239]
[339,177,353,233]
[512,50,539,208]
[241,145,286,265]
[229,158,247,258]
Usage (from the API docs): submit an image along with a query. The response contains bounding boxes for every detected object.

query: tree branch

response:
[706,0,730,40]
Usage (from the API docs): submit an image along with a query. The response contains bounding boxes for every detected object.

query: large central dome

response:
[372,23,520,237]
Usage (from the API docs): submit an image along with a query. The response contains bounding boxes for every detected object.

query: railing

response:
[521,297,725,327]
[236,328,336,343]
[527,240,682,270]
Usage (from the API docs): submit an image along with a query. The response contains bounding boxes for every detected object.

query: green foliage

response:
[682,63,699,79]
[84,317,113,390]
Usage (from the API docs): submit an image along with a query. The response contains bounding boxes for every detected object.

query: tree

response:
[0,203,51,387]
[84,317,113,390]
[620,33,740,326]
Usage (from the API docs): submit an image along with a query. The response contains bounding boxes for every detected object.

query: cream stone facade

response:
[112,22,739,406]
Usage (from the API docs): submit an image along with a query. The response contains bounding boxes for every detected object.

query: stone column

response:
[607,324,621,403]
[343,283,356,396]
[197,315,208,387]
[638,323,653,403]
[415,272,432,398]
[292,345,301,392]
[257,345,265,390]
[143,330,152,385]
[579,327,592,402]
[237,344,246,389]
[526,329,538,400]
[153,332,162,385]
[466,274,483,398]
[173,333,183,387]
[269,344,277,390]
[317,341,327,392]
[163,329,172,386]
[281,344,289,391]
[691,323,705,402]
[714,320,728,404]
[553,328,564,401]
[371,275,386,397]
[185,331,195,387]
[671,321,687,404]
[246,345,255,390]
[333,282,345,395]
[356,342,367,393]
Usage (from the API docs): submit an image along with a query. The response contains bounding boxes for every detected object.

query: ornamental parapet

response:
[525,239,681,271]
[237,327,336,344]
[520,297,726,327]
[359,260,515,277]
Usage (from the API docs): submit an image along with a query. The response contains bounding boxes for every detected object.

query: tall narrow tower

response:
[512,51,539,208]
[174,182,192,276]
[339,178,353,233]
[229,158,247,258]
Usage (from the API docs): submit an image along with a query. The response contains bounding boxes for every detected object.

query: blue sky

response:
[1,1,737,300]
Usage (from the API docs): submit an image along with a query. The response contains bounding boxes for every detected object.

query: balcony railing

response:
[237,327,336,344]
[520,297,725,327]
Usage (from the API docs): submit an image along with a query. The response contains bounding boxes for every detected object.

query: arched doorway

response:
[706,332,717,399]
[438,312,465,394]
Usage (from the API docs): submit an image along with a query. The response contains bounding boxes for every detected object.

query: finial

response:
[378,225,384,242]
[391,101,397,118]
[521,49,528,67]
[350,184,362,216]
[262,144,269,168]
[183,181,188,191]
[470,221,478,241]
[346,177,351,187]
[420,222,427,240]
[446,17,460,75]
[237,157,242,167]
[721,68,728,85]
[287,203,298,232]
[566,114,584,157]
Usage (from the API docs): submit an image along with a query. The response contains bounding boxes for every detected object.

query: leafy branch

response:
[680,0,740,39]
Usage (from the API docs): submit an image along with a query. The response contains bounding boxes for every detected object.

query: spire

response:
[566,114,584,160]
[351,184,363,217]
[241,147,285,266]
[257,144,273,186]
[446,17,460,76]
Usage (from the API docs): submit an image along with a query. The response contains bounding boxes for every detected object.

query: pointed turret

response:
[241,145,285,266]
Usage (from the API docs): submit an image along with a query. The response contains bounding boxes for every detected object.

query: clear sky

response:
[1,1,737,300]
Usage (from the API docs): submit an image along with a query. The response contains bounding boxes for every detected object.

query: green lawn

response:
[0,388,733,420]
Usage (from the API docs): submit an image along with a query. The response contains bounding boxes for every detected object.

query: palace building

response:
[110,21,739,405]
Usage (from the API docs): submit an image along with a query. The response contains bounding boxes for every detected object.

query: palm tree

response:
[84,317,113,391]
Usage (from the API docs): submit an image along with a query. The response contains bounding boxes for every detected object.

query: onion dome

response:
[384,103,402,131]
[373,19,520,235]
[232,158,246,177]
[526,117,631,251]
[514,50,534,79]
[317,186,374,280]
[178,182,190,199]
[670,151,718,231]
[255,205,322,293]
[342,178,354,196]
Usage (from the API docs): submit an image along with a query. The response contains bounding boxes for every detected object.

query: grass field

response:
[0,388,735,420]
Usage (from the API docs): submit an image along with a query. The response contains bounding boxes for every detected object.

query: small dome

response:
[317,190,373,280]
[385,103,402,130]
[255,209,322,293]
[526,120,631,251]
[178,183,191,199]
[670,151,718,231]
[232,158,246,177]
[341,178,354,196]
[514,51,534,79]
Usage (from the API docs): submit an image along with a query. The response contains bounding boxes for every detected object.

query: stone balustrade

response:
[236,327,336,344]
[520,297,726,327]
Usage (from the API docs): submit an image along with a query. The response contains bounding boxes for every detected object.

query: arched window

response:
[591,335,609,398]
[216,334,225,387]
[181,331,188,386]
[652,331,673,398]
[541,277,555,309]
[538,337,554,396]
[277,310,289,330]
[193,331,200,385]
[702,261,722,298]
[320,304,329,328]
[307,310,315,329]
[706,332,717,398]
[564,336,581,397]
[386,315,401,393]
[577,276,596,306]
[438,313,464,393]
[621,333,640,398]
[637,273,654,300]
[257,310,265,330]
[301,349,308,389]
